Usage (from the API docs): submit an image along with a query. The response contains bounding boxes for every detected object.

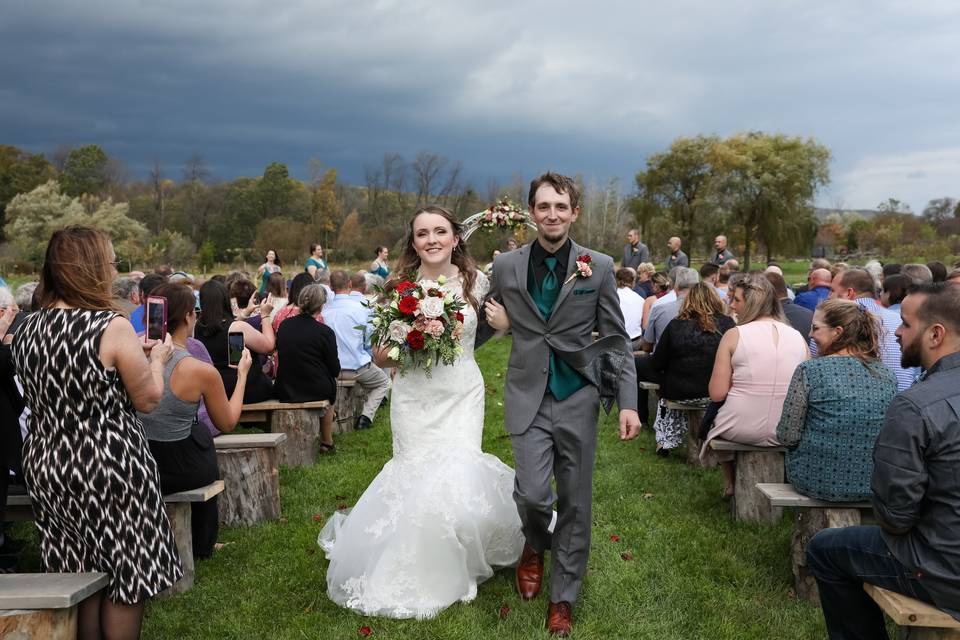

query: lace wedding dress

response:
[318,271,524,619]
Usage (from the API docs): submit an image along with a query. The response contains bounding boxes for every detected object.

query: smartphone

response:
[227,331,244,369]
[146,296,167,341]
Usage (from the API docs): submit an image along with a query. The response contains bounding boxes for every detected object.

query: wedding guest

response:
[828,268,919,391]
[716,263,733,297]
[112,275,140,316]
[196,279,274,403]
[795,268,832,311]
[272,272,316,331]
[880,274,910,311]
[622,229,650,270]
[948,268,960,285]
[864,260,884,292]
[776,299,896,502]
[640,272,670,331]
[370,246,390,279]
[12,226,181,637]
[485,250,501,275]
[228,278,260,325]
[15,282,38,312]
[709,235,735,266]
[505,237,519,252]
[830,262,849,280]
[640,267,699,352]
[129,272,166,333]
[264,271,288,324]
[806,282,960,638]
[138,283,253,559]
[702,274,808,495]
[634,262,656,298]
[305,243,328,281]
[927,260,947,283]
[665,236,689,269]
[616,268,645,349]
[0,306,25,572]
[275,284,339,453]
[256,249,282,295]
[648,283,734,456]
[902,263,933,285]
[699,262,720,288]
[881,262,902,283]
[766,272,812,336]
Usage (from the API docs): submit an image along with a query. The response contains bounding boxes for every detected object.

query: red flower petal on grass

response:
[312,513,324,522]
[359,626,372,636]
[621,552,634,561]
[499,604,510,619]
[610,534,620,542]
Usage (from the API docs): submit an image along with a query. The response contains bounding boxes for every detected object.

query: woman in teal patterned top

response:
[777,299,897,502]
[305,243,328,281]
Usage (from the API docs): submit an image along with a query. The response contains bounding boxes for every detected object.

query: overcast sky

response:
[2,0,958,213]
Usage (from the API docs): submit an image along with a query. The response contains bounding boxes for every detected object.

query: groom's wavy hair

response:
[391,205,480,312]
[528,172,581,210]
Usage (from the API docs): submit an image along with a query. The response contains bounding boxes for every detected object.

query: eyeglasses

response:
[108,260,121,268]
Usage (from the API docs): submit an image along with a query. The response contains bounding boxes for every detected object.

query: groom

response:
[478,172,640,636]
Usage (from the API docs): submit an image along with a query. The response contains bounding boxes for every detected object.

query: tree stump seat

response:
[238,400,330,467]
[709,439,786,524]
[757,483,871,603]
[0,572,109,640]
[333,373,364,434]
[4,482,223,597]
[214,433,286,525]
[665,399,714,469]
[865,583,960,639]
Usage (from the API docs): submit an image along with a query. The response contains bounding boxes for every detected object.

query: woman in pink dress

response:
[701,274,809,496]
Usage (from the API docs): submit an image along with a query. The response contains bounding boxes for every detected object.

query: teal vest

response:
[527,268,587,401]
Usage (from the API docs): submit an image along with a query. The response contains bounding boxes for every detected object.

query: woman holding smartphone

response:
[196,280,274,403]
[137,283,253,559]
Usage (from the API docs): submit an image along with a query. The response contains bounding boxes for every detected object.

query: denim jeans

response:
[806,525,935,640]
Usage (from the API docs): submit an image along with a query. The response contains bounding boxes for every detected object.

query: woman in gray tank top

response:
[138,283,253,559]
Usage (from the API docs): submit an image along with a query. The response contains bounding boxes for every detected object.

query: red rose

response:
[398,296,419,315]
[455,311,464,322]
[578,253,592,263]
[406,330,425,350]
[395,280,416,294]
[359,626,372,637]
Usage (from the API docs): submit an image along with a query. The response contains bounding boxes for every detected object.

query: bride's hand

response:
[484,299,510,333]
[373,345,399,368]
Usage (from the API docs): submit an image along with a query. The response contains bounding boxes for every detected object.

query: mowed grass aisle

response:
[142,338,827,639]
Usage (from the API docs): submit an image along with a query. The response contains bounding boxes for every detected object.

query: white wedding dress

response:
[318,271,524,619]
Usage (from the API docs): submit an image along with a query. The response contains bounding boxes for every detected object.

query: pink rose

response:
[424,319,445,338]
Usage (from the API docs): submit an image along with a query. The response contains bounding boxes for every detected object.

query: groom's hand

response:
[618,409,641,441]
[484,299,510,333]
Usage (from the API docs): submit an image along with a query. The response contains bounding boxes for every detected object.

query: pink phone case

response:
[146,296,168,341]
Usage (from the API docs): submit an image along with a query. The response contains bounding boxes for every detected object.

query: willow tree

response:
[635,134,720,245]
[711,132,830,269]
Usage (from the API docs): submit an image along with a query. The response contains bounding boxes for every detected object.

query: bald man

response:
[709,235,735,266]
[665,237,689,270]
[794,268,833,311]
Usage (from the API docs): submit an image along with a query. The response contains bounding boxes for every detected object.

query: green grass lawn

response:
[8,338,825,638]
[132,338,826,639]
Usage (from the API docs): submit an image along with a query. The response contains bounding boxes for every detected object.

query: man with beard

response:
[805,282,960,639]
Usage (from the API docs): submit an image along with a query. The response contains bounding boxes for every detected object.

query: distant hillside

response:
[813,207,879,221]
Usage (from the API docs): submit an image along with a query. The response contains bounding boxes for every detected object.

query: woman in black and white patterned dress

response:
[13,227,182,639]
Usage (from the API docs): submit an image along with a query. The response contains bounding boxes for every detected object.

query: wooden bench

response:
[238,400,330,467]
[638,381,660,391]
[6,482,224,597]
[214,433,286,525]
[757,483,870,602]
[0,572,109,640]
[665,399,714,468]
[865,584,960,639]
[709,439,786,523]
[333,373,364,434]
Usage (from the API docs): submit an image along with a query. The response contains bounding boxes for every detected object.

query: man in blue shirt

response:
[794,267,832,311]
[323,271,390,430]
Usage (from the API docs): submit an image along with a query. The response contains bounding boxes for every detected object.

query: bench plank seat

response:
[866,584,960,637]
[756,483,870,509]
[709,439,786,453]
[241,400,329,411]
[164,480,225,503]
[237,401,331,466]
[0,573,109,609]
[213,433,287,449]
[638,381,659,391]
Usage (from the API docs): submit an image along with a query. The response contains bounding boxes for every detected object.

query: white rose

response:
[387,346,400,360]
[387,321,412,343]
[418,296,445,318]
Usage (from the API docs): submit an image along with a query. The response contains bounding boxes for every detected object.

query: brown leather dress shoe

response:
[515,543,544,600]
[546,601,573,637]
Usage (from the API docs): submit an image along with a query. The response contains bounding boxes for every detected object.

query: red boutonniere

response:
[564,254,593,284]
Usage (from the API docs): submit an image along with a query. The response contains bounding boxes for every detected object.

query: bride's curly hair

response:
[390,205,479,312]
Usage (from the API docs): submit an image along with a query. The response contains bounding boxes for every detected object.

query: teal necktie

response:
[541,256,559,313]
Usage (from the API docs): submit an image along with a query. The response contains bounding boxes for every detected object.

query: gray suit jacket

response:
[477,240,638,435]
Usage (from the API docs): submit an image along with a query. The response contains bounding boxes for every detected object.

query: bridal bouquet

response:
[477,198,529,231]
[368,275,467,376]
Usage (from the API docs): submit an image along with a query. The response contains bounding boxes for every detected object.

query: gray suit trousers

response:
[510,384,600,605]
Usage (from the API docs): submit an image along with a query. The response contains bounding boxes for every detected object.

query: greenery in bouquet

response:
[368,275,467,376]
[477,198,529,231]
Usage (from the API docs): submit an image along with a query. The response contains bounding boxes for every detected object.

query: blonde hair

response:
[677,282,726,333]
[816,299,880,363]
[733,274,785,325]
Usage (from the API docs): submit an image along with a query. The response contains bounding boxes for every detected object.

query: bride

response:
[318,205,524,619]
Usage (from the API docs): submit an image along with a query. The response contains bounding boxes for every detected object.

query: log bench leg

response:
[217,447,281,525]
[0,607,77,640]
[271,409,322,467]
[733,451,785,524]
[683,410,716,468]
[333,385,364,434]
[791,508,862,603]
[161,502,194,597]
